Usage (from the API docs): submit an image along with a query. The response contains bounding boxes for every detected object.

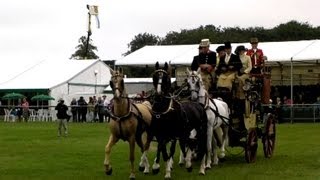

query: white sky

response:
[1,0,320,62]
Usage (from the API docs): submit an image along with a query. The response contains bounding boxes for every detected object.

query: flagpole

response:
[84,5,92,59]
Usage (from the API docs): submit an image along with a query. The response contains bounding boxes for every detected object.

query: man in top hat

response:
[216,41,242,75]
[246,37,265,75]
[216,45,226,66]
[215,42,242,107]
[191,38,217,91]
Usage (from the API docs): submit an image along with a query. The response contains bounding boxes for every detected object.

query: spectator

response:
[275,97,283,123]
[70,98,78,122]
[55,98,69,137]
[77,96,87,122]
[283,96,293,105]
[87,96,95,122]
[93,95,98,121]
[21,98,29,122]
[96,97,105,123]
[103,95,110,122]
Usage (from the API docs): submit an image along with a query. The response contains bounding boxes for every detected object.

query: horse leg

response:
[162,142,173,180]
[169,140,176,170]
[199,153,207,175]
[104,134,119,175]
[206,124,214,169]
[140,132,152,174]
[185,147,193,172]
[178,149,185,166]
[212,133,219,166]
[128,136,136,179]
[219,125,229,159]
[178,139,187,166]
[152,142,161,174]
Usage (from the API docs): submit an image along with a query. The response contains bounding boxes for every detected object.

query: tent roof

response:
[116,39,320,66]
[0,59,100,90]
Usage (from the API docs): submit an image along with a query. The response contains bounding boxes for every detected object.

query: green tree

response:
[70,36,99,60]
[123,33,160,56]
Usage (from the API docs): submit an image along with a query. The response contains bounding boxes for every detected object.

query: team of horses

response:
[104,62,230,179]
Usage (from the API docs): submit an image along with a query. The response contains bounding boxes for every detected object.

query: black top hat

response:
[216,45,225,53]
[236,45,247,52]
[224,41,232,49]
[235,45,247,55]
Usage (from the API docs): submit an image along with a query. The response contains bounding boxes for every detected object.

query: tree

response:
[123,33,160,56]
[70,36,99,60]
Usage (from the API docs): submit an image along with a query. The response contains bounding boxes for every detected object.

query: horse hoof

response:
[179,163,184,167]
[205,166,211,170]
[187,167,193,172]
[199,172,205,176]
[219,157,226,162]
[105,168,113,175]
[152,168,160,174]
[138,166,145,172]
[129,175,135,180]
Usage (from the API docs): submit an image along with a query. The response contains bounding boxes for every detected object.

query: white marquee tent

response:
[115,39,320,66]
[0,59,112,106]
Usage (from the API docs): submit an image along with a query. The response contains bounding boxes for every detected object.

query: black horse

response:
[150,62,208,179]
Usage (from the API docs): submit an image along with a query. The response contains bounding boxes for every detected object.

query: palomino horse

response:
[104,68,153,179]
[186,68,230,168]
[151,62,208,178]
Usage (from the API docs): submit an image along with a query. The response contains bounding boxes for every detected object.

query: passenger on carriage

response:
[234,45,252,131]
[216,42,242,91]
[235,45,252,97]
[191,38,217,92]
[246,37,265,75]
[215,41,242,107]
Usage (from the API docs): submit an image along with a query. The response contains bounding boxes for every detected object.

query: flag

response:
[88,5,100,28]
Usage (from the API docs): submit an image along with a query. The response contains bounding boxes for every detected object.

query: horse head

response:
[186,68,203,101]
[109,67,126,99]
[153,62,171,95]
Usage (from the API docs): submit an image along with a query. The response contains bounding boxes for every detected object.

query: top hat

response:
[250,37,259,44]
[199,39,210,47]
[216,45,225,53]
[236,45,247,52]
[224,41,232,49]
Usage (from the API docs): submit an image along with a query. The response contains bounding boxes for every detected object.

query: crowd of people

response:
[69,95,110,123]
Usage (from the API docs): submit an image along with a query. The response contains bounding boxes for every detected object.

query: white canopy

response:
[116,39,320,66]
[0,59,101,90]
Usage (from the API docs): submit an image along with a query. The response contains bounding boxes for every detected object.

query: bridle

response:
[110,73,126,99]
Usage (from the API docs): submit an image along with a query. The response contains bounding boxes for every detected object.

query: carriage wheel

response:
[245,128,258,163]
[262,113,276,158]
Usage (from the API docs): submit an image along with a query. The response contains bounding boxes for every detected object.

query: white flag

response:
[88,5,100,28]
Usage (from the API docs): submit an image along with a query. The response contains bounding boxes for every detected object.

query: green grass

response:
[0,122,319,180]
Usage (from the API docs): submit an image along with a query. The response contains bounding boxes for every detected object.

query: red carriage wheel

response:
[245,128,258,163]
[262,113,276,158]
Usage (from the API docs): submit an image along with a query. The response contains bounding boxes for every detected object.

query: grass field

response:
[0,121,319,180]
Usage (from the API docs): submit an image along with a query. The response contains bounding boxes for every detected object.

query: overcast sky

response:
[1,0,320,62]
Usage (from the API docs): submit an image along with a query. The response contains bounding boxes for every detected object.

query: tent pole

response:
[290,57,293,123]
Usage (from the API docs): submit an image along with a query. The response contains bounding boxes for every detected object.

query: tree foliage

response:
[124,33,160,56]
[123,20,320,77]
[70,36,99,60]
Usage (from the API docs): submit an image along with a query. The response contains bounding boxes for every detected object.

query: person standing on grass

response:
[55,98,69,137]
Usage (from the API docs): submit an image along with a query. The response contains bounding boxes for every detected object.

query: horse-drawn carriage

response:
[184,65,276,163]
[104,62,276,179]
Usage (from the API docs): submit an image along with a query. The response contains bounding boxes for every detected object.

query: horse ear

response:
[167,63,172,76]
[109,81,114,90]
[155,62,159,70]
[197,67,201,74]
[121,79,124,88]
[164,62,168,71]
[186,67,191,75]
[110,68,114,76]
